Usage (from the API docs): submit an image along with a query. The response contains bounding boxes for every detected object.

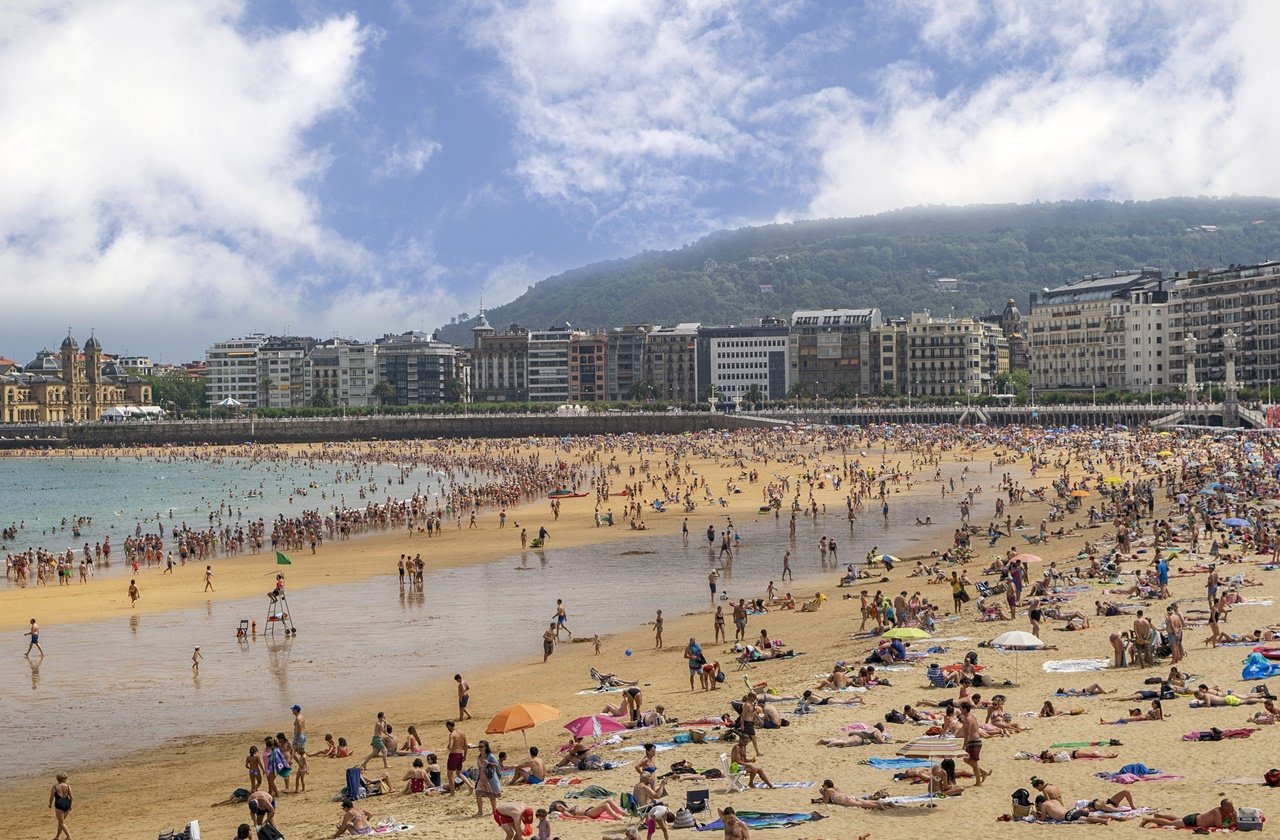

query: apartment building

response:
[1027,269,1161,390]
[205,333,267,407]
[375,331,459,405]
[527,325,581,403]
[568,333,607,402]
[305,339,379,407]
[257,336,316,409]
[470,316,529,402]
[645,323,700,402]
[696,320,790,403]
[606,325,650,401]
[1170,261,1280,394]
[874,313,986,398]
[788,308,882,398]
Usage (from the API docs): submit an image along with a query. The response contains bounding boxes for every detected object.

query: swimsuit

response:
[1224,695,1242,706]
[371,737,385,751]
[1184,814,1200,828]
[54,795,71,813]
[448,752,464,773]
[965,739,982,760]
[527,775,543,785]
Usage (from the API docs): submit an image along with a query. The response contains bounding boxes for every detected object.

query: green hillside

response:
[437,197,1280,345]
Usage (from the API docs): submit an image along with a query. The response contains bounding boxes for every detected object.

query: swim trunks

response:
[293,733,307,750]
[459,694,469,708]
[30,634,38,644]
[965,739,982,761]
[1064,809,1084,822]
[448,752,464,773]
[527,775,543,785]
[371,737,385,751]
[1225,695,1242,706]
[543,639,554,655]
[1184,814,1200,828]
[494,811,515,826]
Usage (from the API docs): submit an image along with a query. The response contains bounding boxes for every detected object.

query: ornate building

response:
[0,334,153,423]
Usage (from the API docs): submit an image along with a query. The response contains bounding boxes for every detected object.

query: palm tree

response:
[310,386,332,409]
[372,381,396,407]
[831,381,856,402]
[786,383,808,404]
[626,381,656,402]
[442,378,465,403]
[742,384,765,409]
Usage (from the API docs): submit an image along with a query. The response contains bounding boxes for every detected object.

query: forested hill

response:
[436,197,1280,345]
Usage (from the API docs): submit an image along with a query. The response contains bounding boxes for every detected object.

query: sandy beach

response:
[8,429,1280,840]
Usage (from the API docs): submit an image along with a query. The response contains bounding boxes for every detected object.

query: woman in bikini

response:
[548,799,629,819]
[246,745,264,792]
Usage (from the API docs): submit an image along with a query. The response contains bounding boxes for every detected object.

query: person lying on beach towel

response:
[1055,684,1111,697]
[812,780,900,810]
[1192,688,1268,707]
[1182,727,1258,741]
[817,724,888,746]
[1038,748,1117,762]
[1139,798,1236,829]
[1035,795,1114,824]
[1100,701,1162,724]
[548,798,627,819]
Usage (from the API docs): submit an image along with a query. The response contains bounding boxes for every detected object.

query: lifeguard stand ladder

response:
[266,591,297,636]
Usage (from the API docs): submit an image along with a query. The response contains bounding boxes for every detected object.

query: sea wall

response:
[33,412,770,447]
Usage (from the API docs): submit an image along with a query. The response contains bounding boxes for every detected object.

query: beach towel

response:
[371,822,414,835]
[345,767,366,800]
[754,781,815,789]
[695,811,826,831]
[565,784,615,799]
[618,742,680,753]
[541,776,586,786]
[1049,741,1122,748]
[1043,659,1109,673]
[862,757,932,770]
[577,687,625,695]
[556,812,620,821]
[879,793,943,805]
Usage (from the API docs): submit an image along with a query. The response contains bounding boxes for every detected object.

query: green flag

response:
[276,551,292,566]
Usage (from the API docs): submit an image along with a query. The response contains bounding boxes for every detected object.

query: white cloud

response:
[0,0,378,360]
[469,0,776,245]
[802,1,1280,218]
[375,135,443,179]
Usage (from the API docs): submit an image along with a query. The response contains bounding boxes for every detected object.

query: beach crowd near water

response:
[5,423,1280,840]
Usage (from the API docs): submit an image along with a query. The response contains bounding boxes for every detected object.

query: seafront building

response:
[205,334,267,407]
[374,331,460,406]
[696,319,790,404]
[645,323,701,402]
[788,308,883,398]
[307,338,379,407]
[0,334,152,423]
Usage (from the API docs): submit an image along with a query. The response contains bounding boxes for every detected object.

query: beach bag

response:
[673,809,697,828]
[1264,768,1280,787]
[258,825,285,840]
[689,729,707,744]
[958,590,970,603]
[885,710,906,724]
[1237,807,1264,831]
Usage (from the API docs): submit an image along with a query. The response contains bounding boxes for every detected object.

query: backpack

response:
[1265,769,1280,788]
[673,809,697,829]
[885,710,906,724]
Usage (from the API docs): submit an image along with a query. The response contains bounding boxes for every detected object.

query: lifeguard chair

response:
[266,590,296,636]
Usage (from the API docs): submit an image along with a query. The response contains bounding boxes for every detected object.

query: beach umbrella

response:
[1103,476,1123,485]
[897,737,966,795]
[486,702,561,741]
[1011,553,1043,565]
[1223,517,1252,528]
[563,714,628,740]
[897,736,966,759]
[1158,450,1175,457]
[216,397,242,407]
[872,554,902,566]
[1070,489,1091,498]
[882,627,931,641]
[990,630,1047,684]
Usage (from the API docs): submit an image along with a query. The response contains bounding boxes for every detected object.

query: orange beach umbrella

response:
[486,702,561,735]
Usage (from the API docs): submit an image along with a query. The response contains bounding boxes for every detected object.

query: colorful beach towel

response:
[754,781,815,789]
[862,757,932,770]
[695,811,826,831]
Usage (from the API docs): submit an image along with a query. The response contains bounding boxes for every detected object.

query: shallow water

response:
[0,454,483,580]
[0,470,994,783]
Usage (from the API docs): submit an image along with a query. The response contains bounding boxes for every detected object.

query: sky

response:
[2,0,1278,363]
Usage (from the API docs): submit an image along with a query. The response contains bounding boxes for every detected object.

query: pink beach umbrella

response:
[563,714,628,739]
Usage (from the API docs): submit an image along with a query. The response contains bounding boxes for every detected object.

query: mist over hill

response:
[436,197,1280,344]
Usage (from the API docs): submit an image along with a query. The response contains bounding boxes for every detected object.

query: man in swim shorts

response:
[246,790,276,827]
[958,701,990,785]
[291,704,307,751]
[25,618,43,656]
[445,720,468,794]
[492,802,535,840]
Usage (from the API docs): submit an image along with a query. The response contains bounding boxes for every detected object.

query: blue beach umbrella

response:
[1223,517,1252,528]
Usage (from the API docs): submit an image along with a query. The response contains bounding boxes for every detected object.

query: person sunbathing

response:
[548,799,628,819]
[1037,748,1118,762]
[591,667,638,687]
[1078,791,1136,813]
[1058,684,1110,696]
[817,668,850,690]
[1193,689,1266,706]
[1140,799,1235,829]
[817,724,888,746]
[794,689,862,709]
[1036,796,1113,824]
[1114,685,1172,702]
[1099,706,1156,724]
[812,780,897,809]
[1039,701,1063,718]
[730,741,774,788]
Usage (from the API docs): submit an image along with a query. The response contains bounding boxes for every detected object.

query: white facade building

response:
[204,334,266,407]
[527,326,581,403]
[306,340,379,407]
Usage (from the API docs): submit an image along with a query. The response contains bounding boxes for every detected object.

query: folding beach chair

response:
[719,753,747,793]
[684,787,711,815]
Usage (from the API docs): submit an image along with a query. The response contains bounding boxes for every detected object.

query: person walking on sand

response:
[781,551,792,582]
[49,772,72,840]
[25,618,43,657]
[128,579,140,608]
[958,701,989,785]
[191,646,202,674]
[455,674,472,720]
[555,599,572,639]
[204,565,215,592]
[291,704,307,752]
[542,623,557,662]
[709,569,719,603]
[360,712,390,771]
[654,610,664,649]
[444,720,469,795]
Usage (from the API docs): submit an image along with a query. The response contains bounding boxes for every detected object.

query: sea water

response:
[0,455,994,782]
